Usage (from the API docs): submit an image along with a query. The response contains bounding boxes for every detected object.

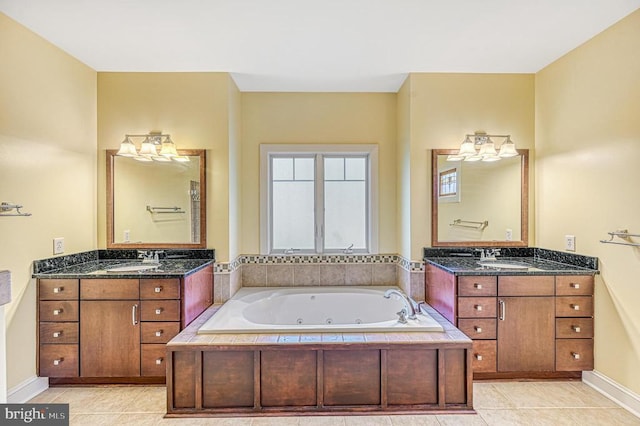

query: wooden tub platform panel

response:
[166,304,473,417]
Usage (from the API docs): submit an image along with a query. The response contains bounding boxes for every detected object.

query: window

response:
[439,168,457,197]
[438,166,461,203]
[261,145,378,254]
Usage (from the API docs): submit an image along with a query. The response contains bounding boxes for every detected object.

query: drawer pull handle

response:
[132,304,139,325]
[155,330,163,337]
[155,308,163,315]
[52,331,62,338]
[499,299,506,321]
[570,283,580,289]
[53,309,63,315]
[473,283,482,290]
[53,287,63,293]
[572,352,581,360]
[572,325,581,333]
[474,326,482,333]
[53,358,63,366]
[155,358,163,365]
[154,287,162,293]
[474,354,483,361]
[474,305,483,311]
[571,304,580,311]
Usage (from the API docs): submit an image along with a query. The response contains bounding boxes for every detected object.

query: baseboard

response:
[7,376,48,403]
[583,370,640,418]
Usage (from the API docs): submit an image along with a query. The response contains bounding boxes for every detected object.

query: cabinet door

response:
[80,301,140,377]
[497,297,555,372]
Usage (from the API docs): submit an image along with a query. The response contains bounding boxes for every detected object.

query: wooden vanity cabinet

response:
[496,276,555,372]
[426,265,594,378]
[38,279,80,377]
[80,279,140,377]
[555,275,594,372]
[37,265,213,384]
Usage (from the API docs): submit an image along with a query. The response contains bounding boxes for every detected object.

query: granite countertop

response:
[424,256,597,276]
[32,249,215,279]
[423,247,598,276]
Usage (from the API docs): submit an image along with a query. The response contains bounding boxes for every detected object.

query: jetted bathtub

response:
[197,286,444,334]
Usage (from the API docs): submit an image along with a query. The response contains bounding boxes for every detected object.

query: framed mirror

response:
[107,149,206,249]
[431,149,528,247]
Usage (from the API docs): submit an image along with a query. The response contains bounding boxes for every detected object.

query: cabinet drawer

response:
[556,318,594,339]
[141,344,167,376]
[471,340,496,373]
[458,318,497,340]
[556,339,594,371]
[39,301,79,322]
[141,322,180,343]
[140,279,180,300]
[556,276,594,296]
[39,322,79,344]
[39,279,79,300]
[498,276,555,296]
[458,276,497,297]
[80,279,139,300]
[458,297,496,318]
[556,296,593,317]
[140,300,180,321]
[39,344,78,377]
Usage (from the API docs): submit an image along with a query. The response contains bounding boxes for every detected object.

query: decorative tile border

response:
[214,254,425,274]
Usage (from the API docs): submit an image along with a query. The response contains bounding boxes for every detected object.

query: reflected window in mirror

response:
[431,149,528,247]
[107,149,206,249]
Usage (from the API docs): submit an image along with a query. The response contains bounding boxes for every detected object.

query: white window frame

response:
[260,144,379,255]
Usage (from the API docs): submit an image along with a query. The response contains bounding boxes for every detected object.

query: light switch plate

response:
[53,237,64,255]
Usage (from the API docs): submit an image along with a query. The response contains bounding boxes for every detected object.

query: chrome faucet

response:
[477,248,501,261]
[137,250,161,263]
[384,289,418,322]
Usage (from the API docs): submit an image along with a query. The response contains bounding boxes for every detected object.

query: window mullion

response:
[315,154,324,254]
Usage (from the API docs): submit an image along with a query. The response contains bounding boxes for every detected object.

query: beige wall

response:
[240,93,398,254]
[396,79,412,259]
[0,14,97,389]
[407,73,536,258]
[228,79,243,260]
[535,9,640,393]
[97,72,234,261]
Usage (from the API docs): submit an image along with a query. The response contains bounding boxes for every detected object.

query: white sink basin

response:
[105,263,161,272]
[478,261,530,270]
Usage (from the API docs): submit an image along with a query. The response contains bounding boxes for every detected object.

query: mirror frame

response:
[431,148,529,247]
[106,149,207,249]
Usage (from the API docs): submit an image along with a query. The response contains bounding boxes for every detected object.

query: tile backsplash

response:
[213,254,425,303]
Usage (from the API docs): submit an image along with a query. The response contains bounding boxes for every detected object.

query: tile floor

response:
[28,381,639,425]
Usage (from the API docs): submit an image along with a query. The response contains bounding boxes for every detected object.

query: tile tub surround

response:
[213,254,426,303]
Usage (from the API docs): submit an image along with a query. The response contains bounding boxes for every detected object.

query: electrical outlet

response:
[565,235,576,252]
[505,229,513,241]
[124,229,130,243]
[53,237,65,255]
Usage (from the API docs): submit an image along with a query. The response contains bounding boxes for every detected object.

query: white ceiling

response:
[1,0,639,92]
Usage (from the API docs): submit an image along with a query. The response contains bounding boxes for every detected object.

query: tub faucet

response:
[384,289,418,322]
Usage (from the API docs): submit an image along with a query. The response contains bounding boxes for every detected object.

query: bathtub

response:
[197,286,444,334]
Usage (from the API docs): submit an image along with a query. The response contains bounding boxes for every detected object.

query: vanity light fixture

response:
[116,132,189,162]
[447,131,518,162]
